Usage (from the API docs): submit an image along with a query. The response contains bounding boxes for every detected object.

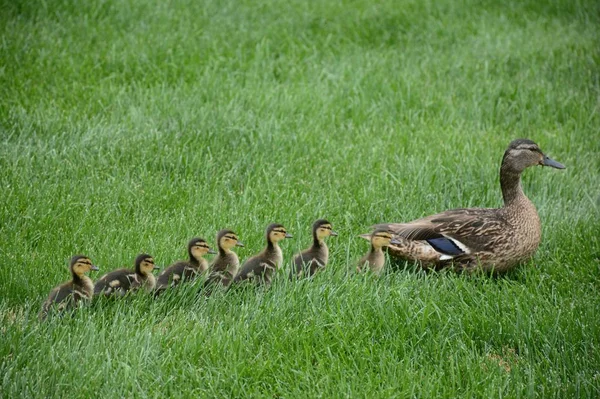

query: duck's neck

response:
[500,164,526,207]
[313,233,325,249]
[72,272,84,285]
[267,240,279,252]
[219,247,232,256]
[188,254,200,266]
[371,245,383,254]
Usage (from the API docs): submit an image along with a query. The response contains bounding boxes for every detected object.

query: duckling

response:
[155,238,216,296]
[290,219,338,279]
[94,254,158,297]
[369,139,565,273]
[231,223,293,287]
[39,255,99,321]
[356,230,401,276]
[204,229,244,291]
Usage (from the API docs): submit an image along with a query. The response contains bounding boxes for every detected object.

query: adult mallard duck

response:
[370,139,565,273]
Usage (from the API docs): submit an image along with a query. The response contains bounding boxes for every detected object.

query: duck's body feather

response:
[357,248,386,275]
[231,223,291,288]
[94,268,155,296]
[156,259,208,291]
[291,244,328,278]
[290,219,336,279]
[233,246,282,286]
[39,276,94,319]
[204,252,240,289]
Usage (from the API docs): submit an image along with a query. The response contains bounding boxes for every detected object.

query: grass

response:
[1,0,599,397]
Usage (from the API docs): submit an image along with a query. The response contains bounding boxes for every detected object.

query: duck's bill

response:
[208,249,218,254]
[390,238,402,245]
[91,265,100,271]
[285,233,293,238]
[153,265,161,270]
[236,241,245,247]
[542,156,565,169]
[330,231,339,237]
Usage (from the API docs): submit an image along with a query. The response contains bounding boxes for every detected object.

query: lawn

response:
[1,0,599,397]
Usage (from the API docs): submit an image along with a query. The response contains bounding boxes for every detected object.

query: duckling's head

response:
[370,229,400,249]
[135,254,158,275]
[188,237,217,260]
[502,139,565,173]
[313,219,338,240]
[217,229,244,251]
[70,255,99,277]
[267,223,293,244]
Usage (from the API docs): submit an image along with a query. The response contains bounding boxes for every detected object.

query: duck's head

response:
[135,254,158,275]
[217,229,244,251]
[70,255,99,277]
[370,229,401,249]
[502,139,565,173]
[313,219,338,240]
[188,237,217,260]
[267,223,293,244]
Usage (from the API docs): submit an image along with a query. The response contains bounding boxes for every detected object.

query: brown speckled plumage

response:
[372,139,565,273]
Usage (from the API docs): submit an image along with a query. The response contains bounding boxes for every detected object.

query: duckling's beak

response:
[208,248,217,254]
[330,231,339,237]
[91,265,99,271]
[541,155,565,169]
[153,265,160,270]
[236,241,245,247]
[285,233,293,238]
[390,238,402,245]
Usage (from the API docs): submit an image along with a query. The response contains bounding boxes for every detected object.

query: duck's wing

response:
[373,208,508,254]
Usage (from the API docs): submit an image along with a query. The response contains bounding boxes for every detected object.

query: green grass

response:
[1,0,599,397]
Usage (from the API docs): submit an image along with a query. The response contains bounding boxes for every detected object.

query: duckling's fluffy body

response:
[357,230,399,276]
[94,254,157,296]
[291,219,337,279]
[371,139,565,272]
[39,255,98,320]
[204,229,244,290]
[155,238,215,295]
[232,223,292,287]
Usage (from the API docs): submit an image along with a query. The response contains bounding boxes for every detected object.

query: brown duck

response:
[290,219,337,279]
[370,139,565,272]
[39,255,99,320]
[155,237,216,296]
[231,223,292,287]
[94,254,158,296]
[203,229,244,292]
[356,229,401,276]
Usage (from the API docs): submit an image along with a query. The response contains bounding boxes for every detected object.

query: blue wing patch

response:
[426,237,465,256]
